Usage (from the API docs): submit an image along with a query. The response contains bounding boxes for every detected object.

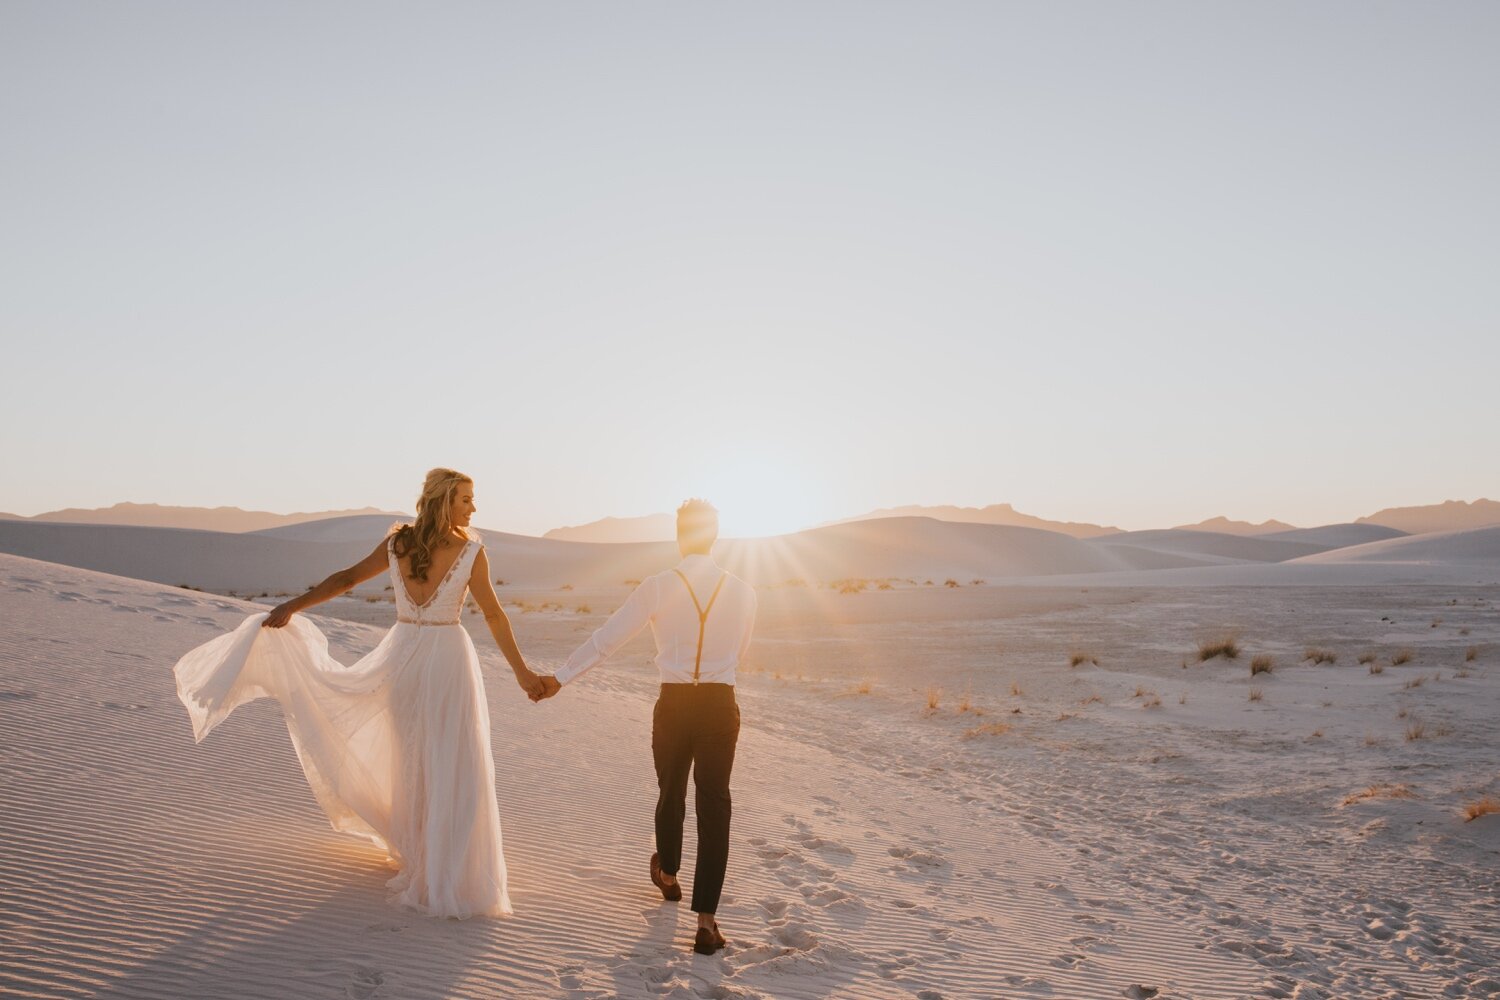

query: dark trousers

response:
[652,683,740,914]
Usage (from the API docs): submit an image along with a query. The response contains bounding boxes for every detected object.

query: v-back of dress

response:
[392,537,473,625]
[173,532,512,918]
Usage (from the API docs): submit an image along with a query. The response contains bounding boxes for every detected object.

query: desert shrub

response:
[1248,687,1264,702]
[1342,783,1413,805]
[1197,636,1241,661]
[1463,797,1500,822]
[1357,651,1377,665]
[1303,648,1337,665]
[1250,654,1274,676]
[963,722,1010,739]
[1391,649,1413,666]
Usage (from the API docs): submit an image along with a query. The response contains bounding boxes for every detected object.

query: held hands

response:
[516,669,561,703]
[528,675,562,703]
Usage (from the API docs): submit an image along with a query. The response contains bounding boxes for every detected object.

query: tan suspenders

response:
[674,569,728,685]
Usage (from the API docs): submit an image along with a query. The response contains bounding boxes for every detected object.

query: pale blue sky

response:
[3,2,1496,537]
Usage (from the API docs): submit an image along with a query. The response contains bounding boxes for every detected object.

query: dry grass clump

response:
[1342,783,1413,806]
[1455,667,1472,679]
[1178,691,1188,705]
[1197,636,1241,661]
[944,579,960,588]
[1303,648,1337,665]
[1405,721,1428,741]
[963,722,1011,739]
[1069,652,1099,668]
[1009,681,1024,698]
[576,604,592,614]
[1133,685,1153,699]
[1465,645,1479,662]
[925,686,943,710]
[849,679,873,696]
[1079,694,1104,706]
[1248,687,1264,702]
[1142,694,1163,709]
[1357,651,1377,666]
[1363,733,1382,747]
[1391,649,1413,666]
[1369,661,1385,675]
[1056,711,1078,721]
[970,579,986,586]
[956,690,972,712]
[1430,617,1442,628]
[1250,654,1274,676]
[1463,797,1500,822]
[1402,675,1427,690]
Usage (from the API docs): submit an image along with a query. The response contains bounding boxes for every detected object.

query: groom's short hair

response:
[677,499,719,554]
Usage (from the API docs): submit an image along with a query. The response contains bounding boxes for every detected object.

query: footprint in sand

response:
[888,845,947,872]
[876,955,917,979]
[345,966,385,999]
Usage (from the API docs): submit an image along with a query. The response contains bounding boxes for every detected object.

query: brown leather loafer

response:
[650,852,681,902]
[693,922,727,955]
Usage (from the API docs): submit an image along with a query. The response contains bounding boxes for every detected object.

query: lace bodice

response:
[389,537,479,625]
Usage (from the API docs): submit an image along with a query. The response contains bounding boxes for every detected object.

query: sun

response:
[696,462,825,539]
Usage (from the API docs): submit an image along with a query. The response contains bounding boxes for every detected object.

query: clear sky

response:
[3,2,1497,538]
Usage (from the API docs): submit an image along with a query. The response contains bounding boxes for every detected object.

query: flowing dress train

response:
[173,536,511,917]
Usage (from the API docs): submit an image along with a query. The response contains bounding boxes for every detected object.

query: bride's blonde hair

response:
[391,468,473,581]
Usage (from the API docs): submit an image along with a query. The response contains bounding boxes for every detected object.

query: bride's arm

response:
[263,539,390,628]
[469,548,544,698]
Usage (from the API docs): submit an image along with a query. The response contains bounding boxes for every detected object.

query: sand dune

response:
[1290,526,1500,566]
[1087,528,1329,565]
[4,552,1498,997]
[0,517,1120,592]
[1260,523,1408,547]
[5,518,1498,599]
[15,502,405,534]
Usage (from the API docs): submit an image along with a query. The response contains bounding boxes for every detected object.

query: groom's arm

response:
[552,577,658,686]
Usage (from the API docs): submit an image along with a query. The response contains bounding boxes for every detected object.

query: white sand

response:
[3,548,1499,998]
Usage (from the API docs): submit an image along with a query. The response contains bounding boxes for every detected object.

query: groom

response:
[536,499,757,955]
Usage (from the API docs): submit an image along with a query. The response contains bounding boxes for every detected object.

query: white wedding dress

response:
[173,536,512,918]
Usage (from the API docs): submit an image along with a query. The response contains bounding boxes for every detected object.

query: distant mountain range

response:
[5,497,1498,540]
[543,513,677,544]
[1170,516,1298,536]
[0,502,405,534]
[1357,499,1500,536]
[826,503,1121,539]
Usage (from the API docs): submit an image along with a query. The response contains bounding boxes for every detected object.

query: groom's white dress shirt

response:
[554,554,757,686]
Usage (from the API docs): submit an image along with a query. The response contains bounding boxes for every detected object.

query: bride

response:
[173,468,544,918]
